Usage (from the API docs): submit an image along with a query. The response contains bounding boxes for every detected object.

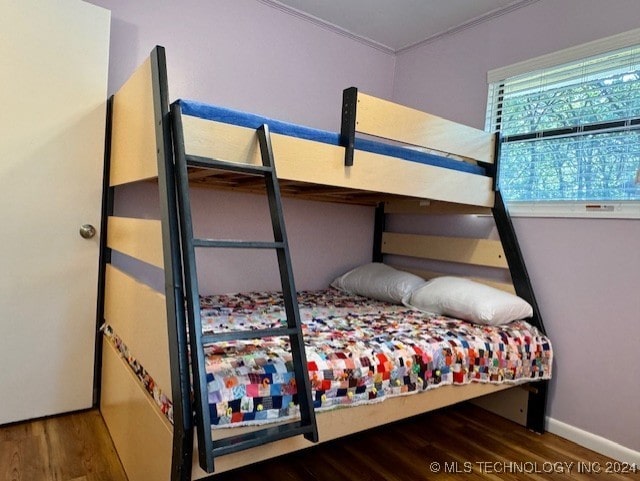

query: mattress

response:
[199,289,552,427]
[177,99,487,176]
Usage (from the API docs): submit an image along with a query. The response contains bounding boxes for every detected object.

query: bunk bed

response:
[97,46,552,481]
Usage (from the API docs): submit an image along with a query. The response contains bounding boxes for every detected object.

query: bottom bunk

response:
[101,336,527,479]
[100,267,552,478]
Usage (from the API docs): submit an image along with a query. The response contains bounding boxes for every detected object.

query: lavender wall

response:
[90,0,395,130]
[393,0,640,452]
[89,0,396,290]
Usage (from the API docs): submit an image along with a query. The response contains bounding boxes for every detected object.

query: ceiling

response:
[261,0,538,53]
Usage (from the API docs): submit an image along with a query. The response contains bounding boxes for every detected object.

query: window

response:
[486,29,640,218]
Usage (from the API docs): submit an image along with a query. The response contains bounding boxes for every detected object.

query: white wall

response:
[393,0,640,453]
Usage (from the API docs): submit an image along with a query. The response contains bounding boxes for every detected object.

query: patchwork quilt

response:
[199,289,552,427]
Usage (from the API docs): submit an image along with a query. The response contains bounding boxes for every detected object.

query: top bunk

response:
[109,50,496,208]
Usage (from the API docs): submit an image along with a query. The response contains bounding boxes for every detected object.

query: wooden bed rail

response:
[341,87,495,167]
[106,216,164,268]
[109,56,159,186]
[382,232,508,269]
[180,113,495,207]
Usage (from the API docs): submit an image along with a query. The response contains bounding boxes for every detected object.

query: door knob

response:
[79,224,96,239]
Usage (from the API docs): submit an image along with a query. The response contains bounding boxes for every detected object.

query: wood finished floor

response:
[1,404,637,480]
[0,409,126,481]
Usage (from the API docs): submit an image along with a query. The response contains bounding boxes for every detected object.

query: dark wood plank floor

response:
[215,404,638,481]
[1,404,637,480]
[0,409,127,481]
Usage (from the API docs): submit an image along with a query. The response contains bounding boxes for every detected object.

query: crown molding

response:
[259,0,539,55]
[397,0,540,54]
[257,0,395,54]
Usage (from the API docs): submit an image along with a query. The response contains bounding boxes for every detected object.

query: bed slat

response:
[355,92,495,164]
[382,232,508,268]
[384,199,492,216]
[107,216,164,269]
[393,265,516,294]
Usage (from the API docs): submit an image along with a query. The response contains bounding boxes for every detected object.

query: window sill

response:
[504,201,640,219]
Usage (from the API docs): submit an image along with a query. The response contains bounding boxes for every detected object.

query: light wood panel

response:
[106,216,164,268]
[382,232,508,269]
[101,340,173,481]
[104,264,171,397]
[110,57,158,186]
[384,199,492,215]
[356,92,495,164]
[182,115,495,207]
[394,265,516,294]
[472,385,529,426]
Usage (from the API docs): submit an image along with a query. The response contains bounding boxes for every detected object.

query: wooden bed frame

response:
[97,46,549,481]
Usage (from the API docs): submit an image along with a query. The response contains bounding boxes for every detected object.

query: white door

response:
[0,0,110,424]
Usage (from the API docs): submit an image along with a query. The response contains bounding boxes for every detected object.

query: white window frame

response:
[486,28,640,219]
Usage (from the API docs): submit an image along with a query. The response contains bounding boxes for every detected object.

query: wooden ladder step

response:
[192,239,285,249]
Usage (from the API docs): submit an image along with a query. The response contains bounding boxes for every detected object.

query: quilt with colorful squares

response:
[200,288,552,428]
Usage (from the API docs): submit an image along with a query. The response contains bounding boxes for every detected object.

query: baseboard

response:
[546,417,640,465]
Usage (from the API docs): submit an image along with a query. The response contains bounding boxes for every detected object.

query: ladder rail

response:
[257,125,318,441]
[171,105,317,473]
[171,102,216,473]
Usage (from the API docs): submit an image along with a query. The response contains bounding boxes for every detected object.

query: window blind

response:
[487,34,640,210]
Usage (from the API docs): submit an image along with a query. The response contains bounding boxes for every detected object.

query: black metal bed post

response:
[150,46,194,481]
[93,95,114,407]
[372,202,385,262]
[489,132,548,434]
[340,87,358,167]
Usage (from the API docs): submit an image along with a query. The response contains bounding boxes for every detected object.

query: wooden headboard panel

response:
[381,199,515,294]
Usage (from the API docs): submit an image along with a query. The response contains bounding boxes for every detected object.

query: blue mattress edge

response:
[177,99,486,176]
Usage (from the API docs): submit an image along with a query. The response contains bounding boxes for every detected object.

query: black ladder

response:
[171,103,318,473]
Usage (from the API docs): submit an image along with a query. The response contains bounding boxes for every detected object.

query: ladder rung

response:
[201,327,299,344]
[193,239,284,249]
[186,155,272,175]
[212,422,315,457]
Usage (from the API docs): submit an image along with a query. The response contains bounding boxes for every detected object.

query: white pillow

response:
[402,276,533,326]
[331,263,425,304]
